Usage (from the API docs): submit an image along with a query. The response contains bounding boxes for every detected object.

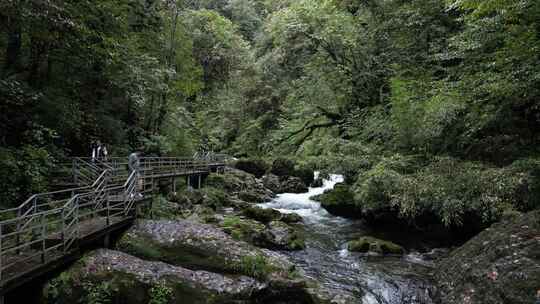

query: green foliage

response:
[352,156,537,227]
[242,206,282,223]
[237,254,274,280]
[82,281,113,304]
[149,282,174,304]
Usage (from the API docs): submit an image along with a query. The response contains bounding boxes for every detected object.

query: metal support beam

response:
[104,233,110,248]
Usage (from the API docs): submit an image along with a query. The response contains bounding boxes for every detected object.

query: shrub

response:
[352,156,536,228]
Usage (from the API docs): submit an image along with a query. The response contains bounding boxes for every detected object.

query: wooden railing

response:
[0,155,227,286]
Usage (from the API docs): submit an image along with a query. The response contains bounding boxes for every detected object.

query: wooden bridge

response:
[0,155,228,300]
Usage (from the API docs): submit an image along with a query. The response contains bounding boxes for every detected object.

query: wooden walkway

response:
[0,155,227,296]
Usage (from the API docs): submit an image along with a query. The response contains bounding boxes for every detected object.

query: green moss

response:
[319,184,355,206]
[281,213,303,224]
[199,187,227,209]
[348,236,404,255]
[235,254,275,280]
[220,216,267,244]
[242,206,282,223]
[288,237,306,250]
[149,281,174,304]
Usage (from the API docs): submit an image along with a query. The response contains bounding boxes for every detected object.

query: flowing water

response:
[258,175,437,304]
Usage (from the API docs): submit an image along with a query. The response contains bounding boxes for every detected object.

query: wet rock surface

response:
[435,210,540,304]
[348,236,405,255]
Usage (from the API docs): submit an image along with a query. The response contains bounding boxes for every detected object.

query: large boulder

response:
[207,169,274,203]
[280,176,308,194]
[267,221,306,251]
[116,220,319,302]
[117,219,293,279]
[347,236,405,255]
[270,158,296,177]
[293,166,315,187]
[234,158,268,178]
[314,183,359,217]
[435,210,540,304]
[242,206,283,223]
[43,249,265,304]
[311,178,324,188]
[262,174,282,193]
[242,206,303,224]
[220,216,305,251]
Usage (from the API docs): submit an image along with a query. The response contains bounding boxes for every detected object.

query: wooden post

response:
[198,174,201,189]
[186,176,190,190]
[172,177,176,194]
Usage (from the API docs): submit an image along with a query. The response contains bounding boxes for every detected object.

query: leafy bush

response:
[353,156,537,227]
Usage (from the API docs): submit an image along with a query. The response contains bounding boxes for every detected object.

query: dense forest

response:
[2,0,539,228]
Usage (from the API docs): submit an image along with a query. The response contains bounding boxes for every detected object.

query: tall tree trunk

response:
[155,7,180,133]
[4,20,22,75]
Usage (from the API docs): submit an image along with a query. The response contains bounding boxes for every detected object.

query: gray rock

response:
[436,210,540,304]
[43,249,265,304]
[267,221,306,251]
[262,174,282,193]
[280,176,308,194]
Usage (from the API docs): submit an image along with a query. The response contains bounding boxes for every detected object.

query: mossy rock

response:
[317,183,360,217]
[242,206,282,223]
[436,210,540,304]
[238,190,265,203]
[221,216,305,251]
[281,213,303,224]
[43,249,265,304]
[348,236,405,255]
[221,216,269,246]
[199,187,228,209]
[270,158,297,177]
[293,166,315,187]
[234,158,268,178]
[267,221,306,251]
[311,178,324,188]
[116,220,294,281]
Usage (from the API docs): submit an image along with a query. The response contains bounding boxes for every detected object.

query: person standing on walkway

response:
[102,144,108,161]
[91,140,98,162]
[128,151,143,198]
